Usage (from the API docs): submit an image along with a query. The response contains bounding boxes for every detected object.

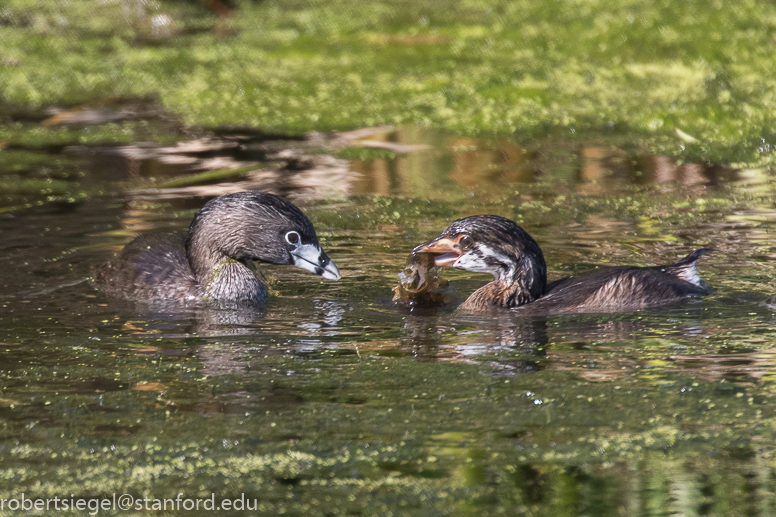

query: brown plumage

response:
[415,215,713,314]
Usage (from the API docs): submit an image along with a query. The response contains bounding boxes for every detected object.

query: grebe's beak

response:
[291,244,341,280]
[414,236,461,268]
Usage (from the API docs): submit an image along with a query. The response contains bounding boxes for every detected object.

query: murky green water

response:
[2,127,776,515]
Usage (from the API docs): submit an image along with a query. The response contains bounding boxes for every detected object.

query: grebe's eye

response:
[459,235,473,250]
[285,231,301,245]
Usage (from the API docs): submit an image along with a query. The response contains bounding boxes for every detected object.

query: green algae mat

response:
[2,0,776,166]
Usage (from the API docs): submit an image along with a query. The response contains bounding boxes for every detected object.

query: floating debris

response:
[42,107,134,127]
[355,140,432,154]
[674,127,700,143]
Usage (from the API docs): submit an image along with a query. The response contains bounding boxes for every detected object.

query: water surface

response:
[2,127,776,515]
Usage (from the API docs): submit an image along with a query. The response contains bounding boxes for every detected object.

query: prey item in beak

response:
[290,244,341,280]
[414,237,461,267]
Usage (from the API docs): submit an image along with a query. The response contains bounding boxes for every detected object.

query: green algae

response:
[2,0,776,166]
[1,344,776,515]
[0,122,178,148]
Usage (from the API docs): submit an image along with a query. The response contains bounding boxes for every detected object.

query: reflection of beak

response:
[291,244,341,280]
[414,237,461,267]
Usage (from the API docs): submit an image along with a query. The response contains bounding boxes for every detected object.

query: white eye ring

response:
[285,231,301,246]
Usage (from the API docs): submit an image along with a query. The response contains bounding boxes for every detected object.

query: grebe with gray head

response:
[96,191,340,307]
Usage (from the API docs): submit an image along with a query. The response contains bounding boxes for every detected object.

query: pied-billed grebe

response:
[415,215,712,313]
[96,191,340,306]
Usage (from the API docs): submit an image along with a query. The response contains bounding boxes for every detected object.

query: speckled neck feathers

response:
[199,259,268,306]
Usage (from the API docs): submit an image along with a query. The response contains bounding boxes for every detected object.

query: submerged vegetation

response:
[1,0,776,166]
